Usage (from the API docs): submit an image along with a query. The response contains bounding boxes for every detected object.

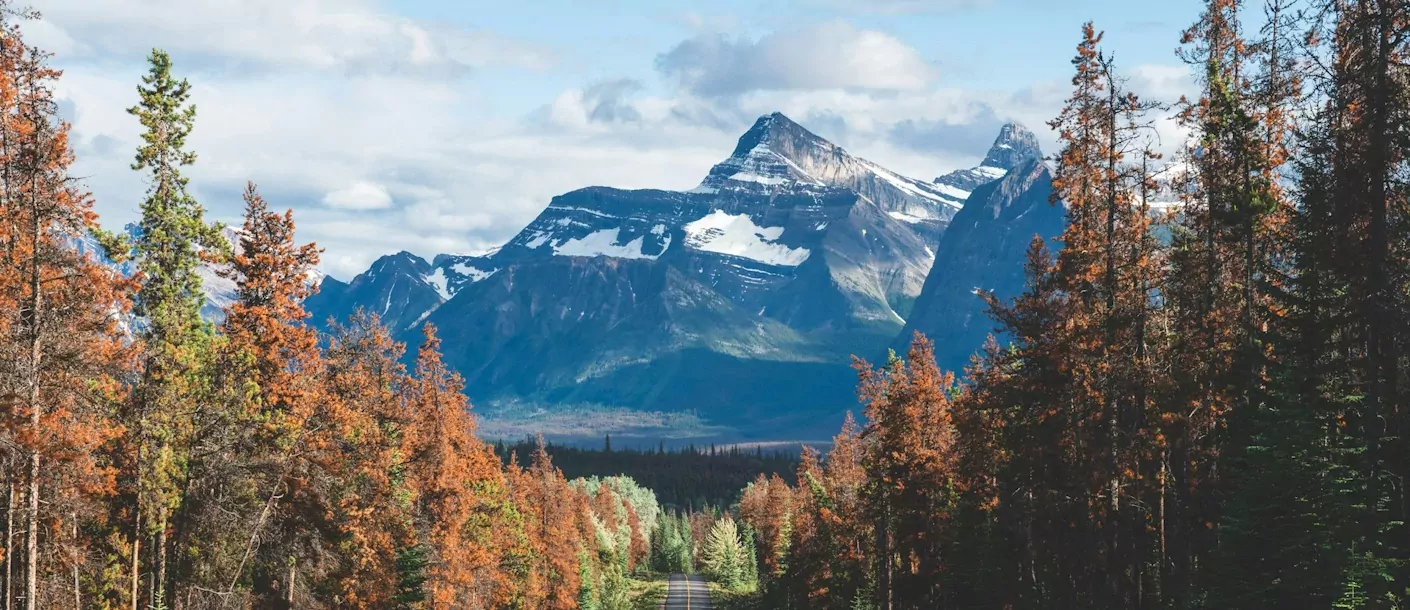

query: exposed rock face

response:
[933,121,1044,199]
[898,156,1065,372]
[78,224,324,325]
[697,112,964,244]
[304,251,444,334]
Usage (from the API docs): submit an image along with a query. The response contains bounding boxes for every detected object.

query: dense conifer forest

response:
[4,0,1410,608]
[496,440,799,512]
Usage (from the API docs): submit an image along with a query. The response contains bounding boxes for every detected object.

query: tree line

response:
[0,7,667,609]
[730,2,1410,608]
[495,438,798,512]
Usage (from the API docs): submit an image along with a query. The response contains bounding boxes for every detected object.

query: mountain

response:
[898,154,1065,372]
[932,122,1043,201]
[695,112,964,244]
[303,251,445,333]
[304,113,1056,438]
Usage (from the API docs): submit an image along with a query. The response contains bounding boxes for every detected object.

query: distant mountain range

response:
[296,112,1060,439]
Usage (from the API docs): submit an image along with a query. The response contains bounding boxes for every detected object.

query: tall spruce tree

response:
[124,48,227,609]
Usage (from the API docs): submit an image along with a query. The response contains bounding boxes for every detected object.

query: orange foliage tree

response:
[403,325,508,608]
[0,6,135,608]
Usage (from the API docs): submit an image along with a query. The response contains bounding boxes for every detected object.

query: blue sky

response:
[33,0,1202,278]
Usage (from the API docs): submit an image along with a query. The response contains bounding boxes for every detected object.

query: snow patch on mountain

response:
[683,210,811,267]
[451,263,497,282]
[728,170,790,186]
[553,227,670,260]
[197,264,239,316]
[423,268,453,300]
[928,181,973,202]
[888,211,931,224]
[860,160,954,207]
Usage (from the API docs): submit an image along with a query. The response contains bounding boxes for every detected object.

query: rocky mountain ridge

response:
[300,114,1061,438]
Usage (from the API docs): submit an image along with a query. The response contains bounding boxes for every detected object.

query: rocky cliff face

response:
[898,155,1065,372]
[932,122,1043,200]
[78,224,323,325]
[303,251,444,333]
[696,112,964,244]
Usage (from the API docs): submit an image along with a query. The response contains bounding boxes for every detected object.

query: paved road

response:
[662,573,712,609]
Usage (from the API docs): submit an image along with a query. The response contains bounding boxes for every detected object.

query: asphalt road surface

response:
[662,573,712,609]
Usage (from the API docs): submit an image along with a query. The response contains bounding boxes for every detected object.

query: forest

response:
[0,1,741,607]
[723,1,1410,608]
[2,0,1410,608]
[495,439,799,512]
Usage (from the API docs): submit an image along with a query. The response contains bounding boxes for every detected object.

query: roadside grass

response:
[707,581,762,610]
[629,575,668,610]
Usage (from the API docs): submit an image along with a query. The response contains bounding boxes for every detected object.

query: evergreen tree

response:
[855,336,961,608]
[321,311,419,608]
[404,325,505,606]
[576,551,598,610]
[700,515,746,589]
[123,47,228,609]
[740,523,759,589]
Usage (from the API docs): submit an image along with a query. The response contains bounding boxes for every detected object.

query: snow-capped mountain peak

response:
[694,112,961,244]
[298,115,1061,437]
[694,112,832,192]
[932,121,1044,207]
[979,122,1042,171]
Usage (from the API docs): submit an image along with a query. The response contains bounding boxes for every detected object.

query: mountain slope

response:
[696,112,964,244]
[304,251,445,333]
[76,224,322,324]
[897,156,1065,372]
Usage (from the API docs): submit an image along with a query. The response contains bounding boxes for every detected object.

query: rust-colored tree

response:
[187,183,325,609]
[315,312,416,608]
[403,324,507,608]
[0,6,135,608]
[507,438,587,610]
[855,335,960,609]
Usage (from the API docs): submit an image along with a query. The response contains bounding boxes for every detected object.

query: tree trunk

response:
[1360,0,1393,567]
[5,478,14,610]
[25,217,43,610]
[285,557,295,607]
[875,502,891,610]
[156,507,168,608]
[129,507,140,610]
[71,516,79,610]
[24,444,37,610]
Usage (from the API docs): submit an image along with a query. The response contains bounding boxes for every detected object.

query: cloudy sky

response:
[34,0,1201,279]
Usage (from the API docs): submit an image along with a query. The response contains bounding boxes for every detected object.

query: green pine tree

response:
[577,551,600,610]
[124,48,231,606]
[701,516,747,590]
[741,523,759,589]
[393,544,429,608]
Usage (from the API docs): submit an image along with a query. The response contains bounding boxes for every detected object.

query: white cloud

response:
[1131,64,1195,103]
[323,181,393,210]
[35,0,1196,284]
[541,78,647,128]
[656,21,936,97]
[34,0,556,74]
